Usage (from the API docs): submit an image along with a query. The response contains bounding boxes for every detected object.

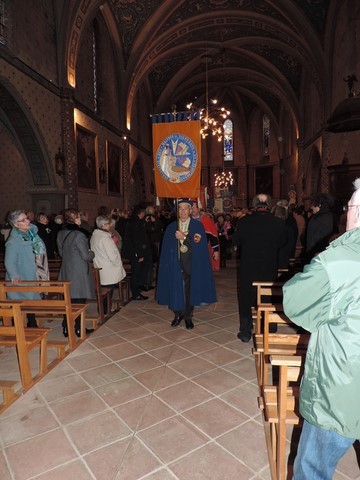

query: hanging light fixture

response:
[214,170,234,190]
[187,54,230,142]
[325,75,360,132]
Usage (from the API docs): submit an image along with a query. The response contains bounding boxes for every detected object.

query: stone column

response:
[60,87,78,209]
[121,135,130,209]
[321,132,330,193]
[296,139,305,204]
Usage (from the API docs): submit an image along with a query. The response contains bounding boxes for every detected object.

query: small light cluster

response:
[187,100,230,142]
[214,170,234,189]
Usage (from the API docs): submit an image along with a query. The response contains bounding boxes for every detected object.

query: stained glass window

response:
[263,114,270,155]
[223,119,233,161]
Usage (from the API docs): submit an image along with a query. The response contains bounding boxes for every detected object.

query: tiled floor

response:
[0,260,359,479]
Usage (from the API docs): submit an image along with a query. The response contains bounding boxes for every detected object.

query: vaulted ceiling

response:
[105,0,333,133]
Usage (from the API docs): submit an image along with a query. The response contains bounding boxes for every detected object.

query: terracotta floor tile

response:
[95,377,150,407]
[118,353,164,375]
[66,410,132,454]
[105,320,139,332]
[0,388,45,419]
[188,323,220,335]
[143,322,174,334]
[84,437,161,480]
[35,460,94,479]
[0,451,11,480]
[40,361,76,382]
[101,342,144,361]
[117,326,154,341]
[217,420,269,472]
[88,333,126,349]
[198,346,243,366]
[223,357,257,382]
[183,398,248,437]
[140,468,177,479]
[134,365,185,391]
[132,334,172,351]
[36,373,90,403]
[203,330,236,345]
[5,429,77,480]
[50,390,107,425]
[169,356,216,378]
[179,336,218,354]
[149,344,192,363]
[169,442,253,479]
[156,380,213,412]
[79,363,129,388]
[0,404,58,446]
[220,382,260,417]
[114,395,175,431]
[66,350,111,372]
[192,367,242,395]
[138,416,208,463]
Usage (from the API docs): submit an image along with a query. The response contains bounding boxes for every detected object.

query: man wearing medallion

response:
[157,199,217,329]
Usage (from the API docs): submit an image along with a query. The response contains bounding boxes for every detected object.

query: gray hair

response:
[96,215,110,229]
[7,210,25,227]
[351,178,360,205]
[252,193,271,210]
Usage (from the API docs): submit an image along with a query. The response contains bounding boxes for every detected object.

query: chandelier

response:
[186,55,230,142]
[214,170,234,189]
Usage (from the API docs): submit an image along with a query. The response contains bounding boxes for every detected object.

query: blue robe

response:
[157,218,217,311]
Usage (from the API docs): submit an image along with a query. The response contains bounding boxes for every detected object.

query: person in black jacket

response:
[305,193,336,261]
[232,194,287,342]
[122,205,152,300]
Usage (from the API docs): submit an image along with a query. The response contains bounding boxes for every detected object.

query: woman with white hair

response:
[5,209,49,327]
[90,215,126,313]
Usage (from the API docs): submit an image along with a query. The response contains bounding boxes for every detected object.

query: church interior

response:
[1,1,360,479]
[1,0,360,221]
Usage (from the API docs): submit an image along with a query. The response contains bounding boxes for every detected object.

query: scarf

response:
[17,226,46,256]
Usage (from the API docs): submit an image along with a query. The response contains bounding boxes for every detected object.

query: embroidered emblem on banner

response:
[156,134,197,184]
[194,233,201,243]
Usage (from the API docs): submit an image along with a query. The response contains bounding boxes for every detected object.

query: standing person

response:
[191,200,220,271]
[4,210,49,327]
[232,194,286,342]
[157,199,217,329]
[57,209,95,337]
[121,205,152,300]
[216,214,232,268]
[35,212,56,259]
[283,178,360,479]
[90,216,126,314]
[305,192,335,261]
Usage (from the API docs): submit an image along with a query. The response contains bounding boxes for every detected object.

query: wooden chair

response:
[0,281,89,349]
[262,355,303,480]
[91,267,111,323]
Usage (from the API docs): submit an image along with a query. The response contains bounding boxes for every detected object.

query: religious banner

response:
[152,114,201,198]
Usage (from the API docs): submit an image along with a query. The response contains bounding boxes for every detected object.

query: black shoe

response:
[63,326,68,338]
[132,294,149,301]
[171,315,184,327]
[185,318,194,330]
[75,327,95,337]
[237,331,252,343]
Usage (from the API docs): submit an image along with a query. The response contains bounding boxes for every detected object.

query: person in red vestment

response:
[191,200,220,271]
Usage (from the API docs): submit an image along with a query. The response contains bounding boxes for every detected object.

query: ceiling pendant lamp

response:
[325,75,360,132]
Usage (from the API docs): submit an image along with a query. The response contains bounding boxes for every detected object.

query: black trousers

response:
[62,297,86,329]
[174,270,193,320]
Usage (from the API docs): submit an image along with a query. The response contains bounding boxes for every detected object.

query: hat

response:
[177,198,192,207]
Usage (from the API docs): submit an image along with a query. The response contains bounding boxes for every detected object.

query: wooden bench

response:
[253,309,309,387]
[0,281,89,349]
[262,355,303,480]
[91,267,111,323]
[0,380,19,412]
[0,301,65,404]
[252,281,284,333]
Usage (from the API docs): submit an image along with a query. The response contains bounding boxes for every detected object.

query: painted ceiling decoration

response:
[99,0,332,132]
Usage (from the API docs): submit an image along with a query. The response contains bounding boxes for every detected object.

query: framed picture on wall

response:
[106,141,121,195]
[76,125,98,191]
[255,166,273,196]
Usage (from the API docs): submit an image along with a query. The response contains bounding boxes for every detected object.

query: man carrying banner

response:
[157,199,217,329]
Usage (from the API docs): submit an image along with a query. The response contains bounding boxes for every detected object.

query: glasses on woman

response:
[17,216,29,223]
[343,204,359,212]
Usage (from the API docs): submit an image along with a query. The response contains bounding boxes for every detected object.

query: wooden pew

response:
[262,355,303,480]
[252,281,284,334]
[0,281,88,349]
[91,267,111,323]
[254,309,309,387]
[0,301,69,412]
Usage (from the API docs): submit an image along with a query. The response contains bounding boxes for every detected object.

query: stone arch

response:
[0,80,53,187]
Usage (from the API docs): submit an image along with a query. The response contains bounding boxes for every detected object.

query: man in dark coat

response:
[157,199,217,329]
[305,192,335,261]
[122,205,152,300]
[232,194,287,342]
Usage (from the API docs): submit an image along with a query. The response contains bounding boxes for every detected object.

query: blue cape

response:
[157,218,217,311]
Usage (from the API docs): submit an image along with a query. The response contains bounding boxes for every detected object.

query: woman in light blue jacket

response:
[5,209,48,327]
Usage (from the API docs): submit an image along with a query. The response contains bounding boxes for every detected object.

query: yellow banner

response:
[152,120,201,198]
